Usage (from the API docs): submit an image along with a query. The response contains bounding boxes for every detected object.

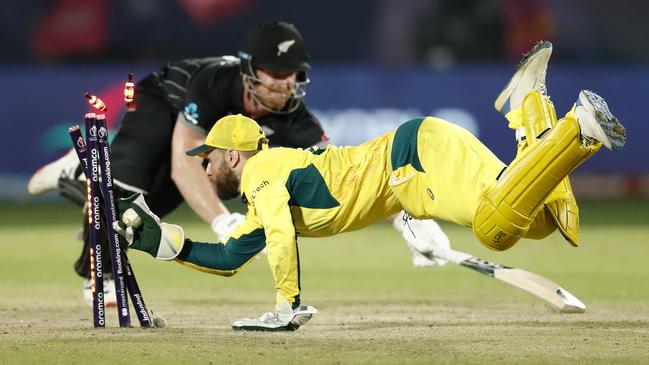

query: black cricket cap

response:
[239,21,310,72]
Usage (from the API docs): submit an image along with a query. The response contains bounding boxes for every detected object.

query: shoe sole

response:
[494,41,553,113]
[231,322,299,332]
[577,90,626,151]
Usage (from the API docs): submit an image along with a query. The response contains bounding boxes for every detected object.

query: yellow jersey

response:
[176,117,505,306]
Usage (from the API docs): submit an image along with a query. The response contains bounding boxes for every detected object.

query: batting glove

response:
[393,211,451,267]
[113,193,185,260]
[211,212,245,242]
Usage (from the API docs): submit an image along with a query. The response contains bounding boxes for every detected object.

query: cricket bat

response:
[437,249,586,313]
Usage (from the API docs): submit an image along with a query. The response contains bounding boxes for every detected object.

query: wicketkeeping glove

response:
[112,193,185,260]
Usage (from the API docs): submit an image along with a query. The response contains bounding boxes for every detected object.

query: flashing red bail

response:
[84,92,107,112]
[124,73,135,103]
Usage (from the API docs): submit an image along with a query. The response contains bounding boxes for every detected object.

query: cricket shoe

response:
[27,148,81,196]
[232,299,317,332]
[83,278,118,308]
[574,90,626,151]
[494,41,553,114]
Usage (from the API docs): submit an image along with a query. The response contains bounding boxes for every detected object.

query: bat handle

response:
[434,249,474,265]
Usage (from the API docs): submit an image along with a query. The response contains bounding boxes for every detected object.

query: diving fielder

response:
[113,42,626,331]
[29,22,452,306]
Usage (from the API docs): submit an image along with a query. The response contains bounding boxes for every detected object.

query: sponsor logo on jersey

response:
[388,172,415,186]
[184,102,199,124]
[427,188,435,200]
[249,180,269,205]
[277,39,295,56]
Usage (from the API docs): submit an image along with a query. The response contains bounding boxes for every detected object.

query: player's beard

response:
[255,89,290,110]
[214,163,240,201]
[245,76,293,112]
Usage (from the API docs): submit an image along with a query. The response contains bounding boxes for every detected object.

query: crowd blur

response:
[2,0,645,65]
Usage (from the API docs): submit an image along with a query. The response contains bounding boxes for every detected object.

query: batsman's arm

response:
[171,113,229,224]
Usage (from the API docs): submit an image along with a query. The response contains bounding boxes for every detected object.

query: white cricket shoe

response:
[574,90,626,151]
[232,299,317,332]
[27,148,81,196]
[494,41,553,114]
[83,278,118,308]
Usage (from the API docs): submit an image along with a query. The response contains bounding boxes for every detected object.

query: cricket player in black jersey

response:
[29,21,451,306]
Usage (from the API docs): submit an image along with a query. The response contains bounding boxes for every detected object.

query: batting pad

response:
[520,92,581,246]
[473,116,600,251]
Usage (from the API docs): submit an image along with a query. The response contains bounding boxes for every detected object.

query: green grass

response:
[1,201,649,364]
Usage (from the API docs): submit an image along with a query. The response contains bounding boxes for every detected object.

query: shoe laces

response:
[259,311,278,322]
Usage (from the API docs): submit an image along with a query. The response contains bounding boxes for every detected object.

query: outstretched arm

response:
[175,218,266,276]
[115,194,265,275]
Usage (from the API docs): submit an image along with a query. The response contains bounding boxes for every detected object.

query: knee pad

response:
[473,116,599,251]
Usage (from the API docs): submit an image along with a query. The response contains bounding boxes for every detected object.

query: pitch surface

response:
[1,201,648,364]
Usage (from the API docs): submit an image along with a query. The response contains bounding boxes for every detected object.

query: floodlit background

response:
[1,0,648,199]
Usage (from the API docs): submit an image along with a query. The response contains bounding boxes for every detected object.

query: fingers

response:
[112,221,135,244]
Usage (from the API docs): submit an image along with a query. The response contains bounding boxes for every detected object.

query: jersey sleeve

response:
[174,213,266,276]
[244,169,302,306]
[180,68,223,135]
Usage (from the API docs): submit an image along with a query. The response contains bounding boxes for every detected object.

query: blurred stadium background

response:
[1,0,647,201]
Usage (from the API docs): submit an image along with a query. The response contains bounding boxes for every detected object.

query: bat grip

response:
[433,249,474,265]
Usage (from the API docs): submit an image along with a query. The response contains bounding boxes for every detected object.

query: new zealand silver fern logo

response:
[277,40,295,56]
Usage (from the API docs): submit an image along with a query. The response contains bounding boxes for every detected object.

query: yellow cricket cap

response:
[186,114,268,157]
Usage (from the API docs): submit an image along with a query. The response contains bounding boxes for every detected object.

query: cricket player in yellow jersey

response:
[114,42,626,331]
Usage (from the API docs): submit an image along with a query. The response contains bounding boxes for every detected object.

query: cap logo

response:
[277,39,295,56]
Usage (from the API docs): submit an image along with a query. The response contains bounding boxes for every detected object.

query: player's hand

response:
[113,193,185,260]
[393,212,451,267]
[231,298,317,332]
[211,212,245,242]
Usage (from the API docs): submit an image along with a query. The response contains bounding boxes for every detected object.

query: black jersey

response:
[114,56,327,190]
[147,56,239,111]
